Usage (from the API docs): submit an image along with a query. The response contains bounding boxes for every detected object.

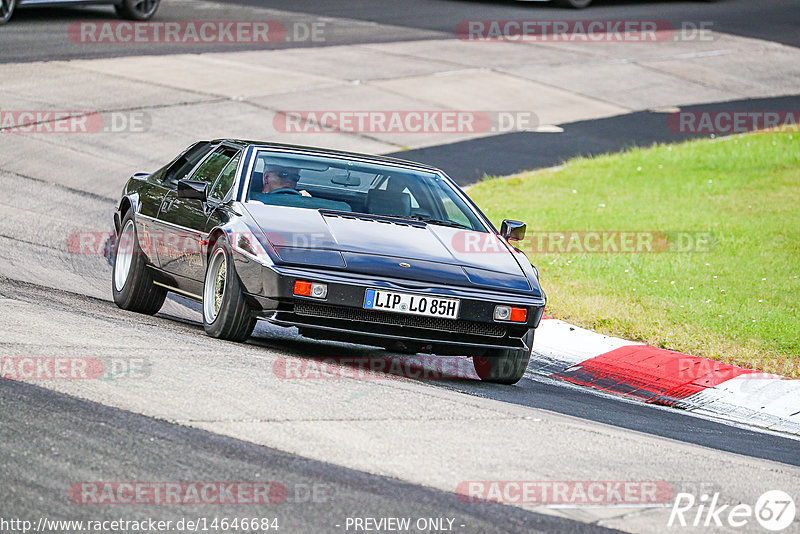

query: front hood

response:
[244,204,531,292]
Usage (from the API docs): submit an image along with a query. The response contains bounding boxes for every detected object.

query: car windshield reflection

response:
[244,151,487,232]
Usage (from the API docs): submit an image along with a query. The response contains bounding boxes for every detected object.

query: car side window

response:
[190,146,238,185]
[163,142,214,187]
[209,152,241,201]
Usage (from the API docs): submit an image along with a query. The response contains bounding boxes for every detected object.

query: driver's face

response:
[263,171,283,192]
[263,171,298,193]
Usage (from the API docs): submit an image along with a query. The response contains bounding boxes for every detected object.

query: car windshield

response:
[245,150,487,232]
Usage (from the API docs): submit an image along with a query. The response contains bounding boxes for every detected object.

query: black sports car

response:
[1,0,159,25]
[111,140,546,384]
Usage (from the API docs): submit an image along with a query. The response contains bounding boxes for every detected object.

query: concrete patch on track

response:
[391,94,800,185]
[2,29,799,199]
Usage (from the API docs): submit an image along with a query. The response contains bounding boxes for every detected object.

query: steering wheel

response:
[270,188,302,195]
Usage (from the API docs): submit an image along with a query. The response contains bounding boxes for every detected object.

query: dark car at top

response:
[111,140,546,384]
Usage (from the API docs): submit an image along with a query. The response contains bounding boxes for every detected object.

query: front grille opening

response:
[294,302,506,338]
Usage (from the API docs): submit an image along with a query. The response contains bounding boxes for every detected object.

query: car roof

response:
[212,139,444,174]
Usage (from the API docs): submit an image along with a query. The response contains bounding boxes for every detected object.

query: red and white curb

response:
[530,318,800,437]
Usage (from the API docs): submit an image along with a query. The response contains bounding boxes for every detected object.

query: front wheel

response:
[115,0,160,21]
[203,239,256,342]
[0,0,17,25]
[472,329,534,385]
[112,211,167,315]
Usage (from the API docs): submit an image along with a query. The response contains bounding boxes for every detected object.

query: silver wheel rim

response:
[131,0,159,17]
[1,0,14,19]
[204,248,227,324]
[113,220,135,292]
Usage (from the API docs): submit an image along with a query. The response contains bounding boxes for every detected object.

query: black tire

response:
[555,0,593,8]
[202,239,256,342]
[472,329,534,385]
[0,0,17,25]
[115,0,160,21]
[112,210,167,315]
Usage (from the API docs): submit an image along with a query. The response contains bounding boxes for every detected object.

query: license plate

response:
[363,289,460,319]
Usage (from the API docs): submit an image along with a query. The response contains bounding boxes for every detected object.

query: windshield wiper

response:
[407,215,472,230]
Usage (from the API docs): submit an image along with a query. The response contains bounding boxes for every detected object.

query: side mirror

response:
[500,219,526,242]
[177,179,208,202]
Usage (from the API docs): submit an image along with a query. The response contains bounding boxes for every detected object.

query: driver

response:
[261,165,311,197]
[249,164,352,211]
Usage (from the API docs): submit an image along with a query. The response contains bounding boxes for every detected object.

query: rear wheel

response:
[112,211,167,314]
[0,0,17,25]
[473,329,534,385]
[203,239,256,342]
[115,0,160,20]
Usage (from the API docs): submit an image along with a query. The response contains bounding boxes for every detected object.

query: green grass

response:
[468,130,800,376]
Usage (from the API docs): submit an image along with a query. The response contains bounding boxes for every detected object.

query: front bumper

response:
[235,254,545,353]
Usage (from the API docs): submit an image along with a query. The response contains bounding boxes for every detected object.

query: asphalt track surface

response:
[1,270,799,532]
[223,0,800,49]
[2,1,800,532]
[1,379,615,534]
[2,0,798,63]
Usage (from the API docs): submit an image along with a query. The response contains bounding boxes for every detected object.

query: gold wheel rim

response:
[214,259,226,314]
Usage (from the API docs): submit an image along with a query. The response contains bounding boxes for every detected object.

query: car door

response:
[157,145,240,285]
[135,141,214,262]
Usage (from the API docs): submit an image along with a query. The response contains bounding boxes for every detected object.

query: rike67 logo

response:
[669,490,796,531]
